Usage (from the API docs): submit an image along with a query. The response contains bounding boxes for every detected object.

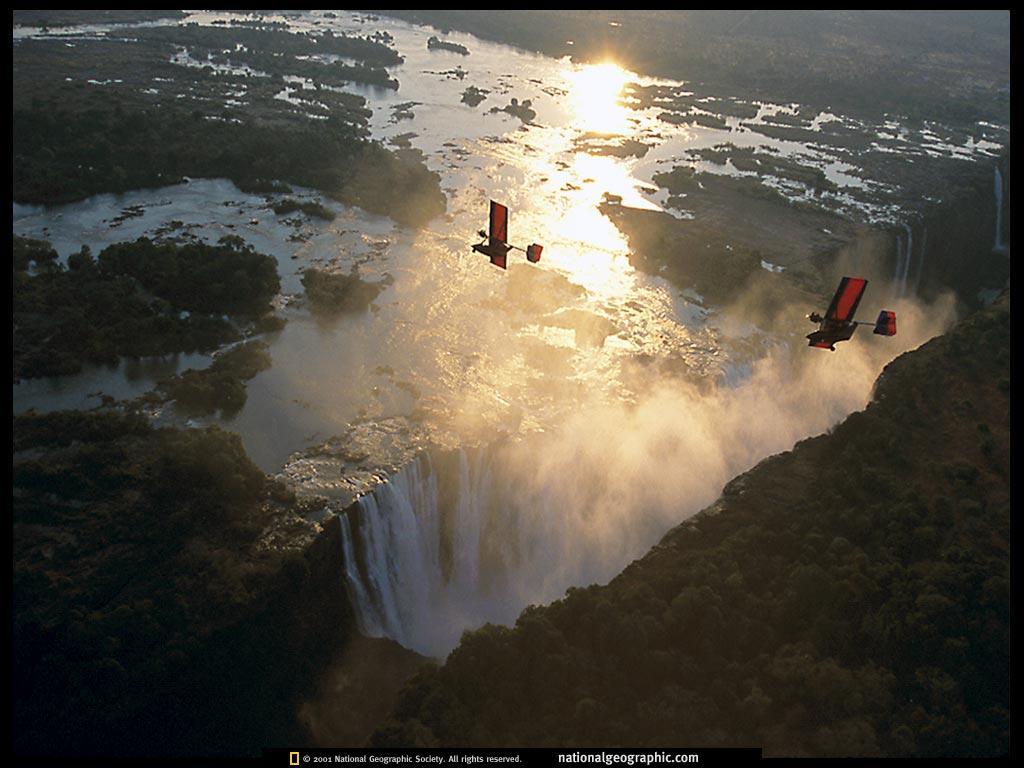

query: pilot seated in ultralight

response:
[472,229,513,269]
[806,276,878,352]
[806,312,857,351]
[805,278,895,352]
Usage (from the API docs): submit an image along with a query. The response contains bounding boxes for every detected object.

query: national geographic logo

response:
[264,749,760,766]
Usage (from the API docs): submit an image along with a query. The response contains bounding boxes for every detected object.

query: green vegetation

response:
[488,97,536,123]
[273,198,337,221]
[598,203,774,306]
[14,408,153,452]
[13,235,281,380]
[650,165,701,195]
[687,112,729,130]
[461,86,489,107]
[374,295,1009,756]
[12,244,199,378]
[427,36,470,56]
[13,9,186,26]
[683,146,836,194]
[155,341,273,417]
[143,23,402,67]
[742,121,873,153]
[13,29,447,227]
[603,159,875,313]
[13,234,58,272]
[12,410,354,756]
[704,98,761,120]
[13,98,444,226]
[574,134,650,159]
[300,637,433,747]
[653,165,795,207]
[98,235,280,316]
[302,268,384,315]
[236,178,294,195]
[136,24,401,90]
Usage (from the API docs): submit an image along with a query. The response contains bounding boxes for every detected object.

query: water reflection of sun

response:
[512,167,640,297]
[481,61,673,297]
[565,61,632,135]
[491,62,668,297]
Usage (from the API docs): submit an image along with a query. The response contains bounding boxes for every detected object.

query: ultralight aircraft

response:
[807,276,897,351]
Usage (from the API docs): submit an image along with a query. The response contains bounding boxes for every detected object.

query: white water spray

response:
[335,294,957,659]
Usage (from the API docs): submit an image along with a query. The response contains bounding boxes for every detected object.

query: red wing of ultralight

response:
[490,252,507,269]
[873,310,897,336]
[489,200,508,245]
[824,277,868,323]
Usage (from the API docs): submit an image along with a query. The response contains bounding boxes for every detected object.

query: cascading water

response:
[899,223,913,297]
[893,223,915,298]
[336,438,709,659]
[338,448,536,658]
[893,229,905,297]
[994,165,1006,253]
[337,461,442,647]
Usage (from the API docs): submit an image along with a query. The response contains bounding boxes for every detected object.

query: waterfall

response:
[994,165,1006,253]
[899,223,913,298]
[334,335,898,659]
[335,439,694,658]
[893,230,903,294]
[338,453,446,652]
[330,210,945,663]
[893,224,913,298]
[337,449,531,658]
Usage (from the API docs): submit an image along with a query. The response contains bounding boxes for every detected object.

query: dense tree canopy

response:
[13,235,279,379]
[13,411,352,756]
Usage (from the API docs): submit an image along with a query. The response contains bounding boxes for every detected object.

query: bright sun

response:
[566,61,632,135]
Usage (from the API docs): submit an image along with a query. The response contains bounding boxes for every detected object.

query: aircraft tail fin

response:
[873,310,897,336]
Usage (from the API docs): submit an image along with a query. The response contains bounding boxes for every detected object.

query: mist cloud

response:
[342,287,958,657]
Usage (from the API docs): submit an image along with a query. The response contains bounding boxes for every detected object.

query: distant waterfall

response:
[900,223,913,297]
[893,230,904,296]
[893,223,914,298]
[994,165,1006,253]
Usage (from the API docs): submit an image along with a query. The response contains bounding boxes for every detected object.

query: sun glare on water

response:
[512,61,663,295]
[566,61,632,135]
